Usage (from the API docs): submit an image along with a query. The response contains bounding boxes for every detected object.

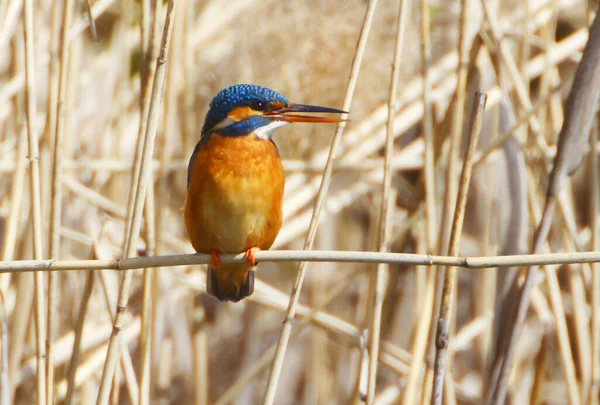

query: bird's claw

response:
[246,247,259,267]
[211,251,221,268]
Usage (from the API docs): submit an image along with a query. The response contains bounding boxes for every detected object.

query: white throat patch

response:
[253,120,289,140]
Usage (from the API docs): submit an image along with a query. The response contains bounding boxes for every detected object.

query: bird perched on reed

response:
[184,84,346,302]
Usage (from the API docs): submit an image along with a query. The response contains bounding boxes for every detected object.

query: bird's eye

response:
[251,100,265,110]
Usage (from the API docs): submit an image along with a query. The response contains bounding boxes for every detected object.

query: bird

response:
[184,84,347,302]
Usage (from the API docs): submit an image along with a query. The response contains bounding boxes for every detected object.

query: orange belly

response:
[184,133,284,255]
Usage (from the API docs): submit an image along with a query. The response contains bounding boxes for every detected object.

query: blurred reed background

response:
[0,0,599,404]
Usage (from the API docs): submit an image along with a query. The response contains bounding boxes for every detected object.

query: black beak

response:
[265,103,348,123]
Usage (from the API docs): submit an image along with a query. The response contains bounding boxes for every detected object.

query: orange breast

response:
[184,133,284,254]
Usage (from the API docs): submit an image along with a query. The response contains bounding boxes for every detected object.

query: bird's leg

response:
[211,251,221,268]
[245,247,259,267]
[206,251,222,299]
[240,248,258,300]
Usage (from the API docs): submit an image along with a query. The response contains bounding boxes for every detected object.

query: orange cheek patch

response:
[269,101,286,112]
[228,106,256,122]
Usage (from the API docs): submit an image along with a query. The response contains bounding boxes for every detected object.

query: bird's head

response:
[201,84,347,139]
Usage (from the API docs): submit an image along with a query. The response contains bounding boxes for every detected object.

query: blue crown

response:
[202,84,288,134]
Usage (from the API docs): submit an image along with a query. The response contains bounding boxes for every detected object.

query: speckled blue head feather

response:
[201,84,289,135]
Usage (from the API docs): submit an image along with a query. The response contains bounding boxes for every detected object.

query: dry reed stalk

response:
[375,386,401,405]
[8,272,33,400]
[435,0,471,271]
[24,320,112,374]
[191,300,208,405]
[431,92,487,404]
[486,10,600,404]
[12,248,600,272]
[156,338,172,405]
[472,81,568,167]
[119,338,139,404]
[378,351,410,376]
[0,74,25,105]
[278,164,415,246]
[260,0,375,402]
[82,0,98,42]
[528,185,583,404]
[518,0,531,75]
[41,0,61,154]
[0,0,22,53]
[108,316,124,397]
[244,274,415,377]
[64,270,94,405]
[529,328,550,405]
[568,262,590,399]
[96,270,117,320]
[537,0,559,142]
[106,300,141,404]
[443,371,457,405]
[357,327,369,401]
[280,0,570,219]
[590,121,600,405]
[0,156,426,174]
[402,269,435,405]
[413,221,428,316]
[47,1,75,402]
[557,191,584,251]
[309,272,326,404]
[365,0,409,401]
[139,171,156,405]
[144,5,182,401]
[0,2,576,274]
[280,33,585,248]
[62,178,127,218]
[132,1,164,395]
[0,293,8,405]
[181,3,196,158]
[123,3,159,399]
[68,0,115,40]
[49,0,74,256]
[480,0,545,144]
[41,0,59,394]
[215,269,362,405]
[474,159,498,372]
[420,367,433,405]
[54,318,141,400]
[62,177,464,340]
[123,0,159,260]
[6,46,28,391]
[60,228,95,247]
[3,3,31,290]
[0,124,23,398]
[419,0,436,254]
[141,0,151,62]
[447,315,492,353]
[95,2,177,403]
[1,126,26,263]
[110,330,121,403]
[22,0,47,403]
[557,196,592,400]
[8,246,556,400]
[423,0,473,402]
[531,187,582,405]
[309,222,338,403]
[542,264,580,405]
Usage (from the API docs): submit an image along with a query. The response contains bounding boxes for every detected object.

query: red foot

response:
[211,251,221,268]
[245,247,259,267]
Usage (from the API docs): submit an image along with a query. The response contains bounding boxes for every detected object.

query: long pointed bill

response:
[266,103,348,123]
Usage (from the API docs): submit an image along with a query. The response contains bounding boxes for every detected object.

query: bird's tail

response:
[206,262,255,302]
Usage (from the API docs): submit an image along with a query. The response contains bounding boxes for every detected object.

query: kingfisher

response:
[184,84,346,302]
